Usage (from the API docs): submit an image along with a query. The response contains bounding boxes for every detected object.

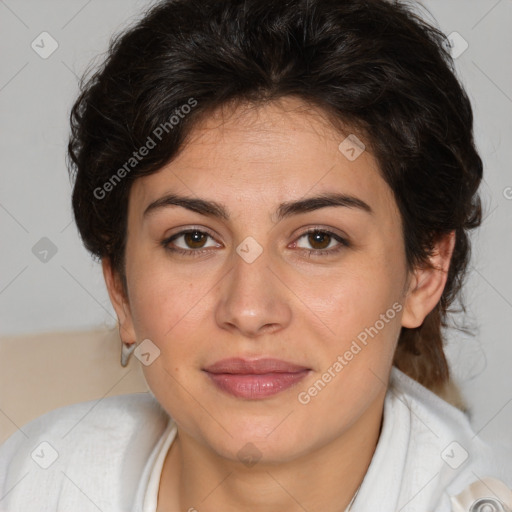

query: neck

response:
[158,392,385,512]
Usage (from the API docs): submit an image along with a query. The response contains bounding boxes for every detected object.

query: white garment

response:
[1,367,511,512]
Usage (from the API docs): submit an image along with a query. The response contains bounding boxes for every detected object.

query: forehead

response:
[129,97,397,223]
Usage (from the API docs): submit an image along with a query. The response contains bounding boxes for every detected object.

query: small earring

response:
[121,341,136,367]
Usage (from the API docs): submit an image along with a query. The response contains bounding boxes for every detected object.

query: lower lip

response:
[205,371,310,399]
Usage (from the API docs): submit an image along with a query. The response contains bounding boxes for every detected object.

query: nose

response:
[214,243,292,339]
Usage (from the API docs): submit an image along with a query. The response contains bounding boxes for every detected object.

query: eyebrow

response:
[143,192,373,222]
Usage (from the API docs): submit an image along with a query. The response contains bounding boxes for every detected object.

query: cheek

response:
[125,247,204,339]
[127,262,203,417]
[296,272,403,415]
[317,258,403,338]
[309,256,406,397]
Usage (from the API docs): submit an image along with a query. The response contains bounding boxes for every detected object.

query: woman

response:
[1,0,511,510]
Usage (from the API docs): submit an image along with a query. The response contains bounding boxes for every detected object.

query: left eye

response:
[293,229,348,256]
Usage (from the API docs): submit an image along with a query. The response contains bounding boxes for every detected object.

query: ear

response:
[401,231,456,329]
[102,258,136,343]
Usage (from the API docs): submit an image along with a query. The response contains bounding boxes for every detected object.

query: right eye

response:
[161,228,221,256]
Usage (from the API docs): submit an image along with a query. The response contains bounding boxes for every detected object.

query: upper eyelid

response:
[166,227,219,244]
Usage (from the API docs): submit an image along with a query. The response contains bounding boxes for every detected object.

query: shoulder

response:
[389,367,512,511]
[0,392,170,511]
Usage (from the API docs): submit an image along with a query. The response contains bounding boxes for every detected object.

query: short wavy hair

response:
[67,0,482,393]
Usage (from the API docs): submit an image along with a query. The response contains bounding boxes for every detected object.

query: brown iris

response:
[306,231,332,250]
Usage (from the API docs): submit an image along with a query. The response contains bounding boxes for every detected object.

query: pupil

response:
[310,232,329,249]
[186,231,205,248]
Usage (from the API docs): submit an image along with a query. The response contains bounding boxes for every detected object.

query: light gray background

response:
[1,1,511,446]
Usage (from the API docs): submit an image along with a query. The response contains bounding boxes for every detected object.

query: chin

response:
[203,419,310,464]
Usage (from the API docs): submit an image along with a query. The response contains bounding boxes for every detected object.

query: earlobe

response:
[101,258,136,342]
[401,231,456,329]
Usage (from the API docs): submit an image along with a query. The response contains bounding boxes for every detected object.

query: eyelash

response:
[161,228,349,258]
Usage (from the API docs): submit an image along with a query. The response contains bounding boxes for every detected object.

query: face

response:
[104,96,442,464]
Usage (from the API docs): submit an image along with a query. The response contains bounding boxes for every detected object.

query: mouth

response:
[202,357,311,400]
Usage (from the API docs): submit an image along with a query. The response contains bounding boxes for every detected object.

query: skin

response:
[103,96,455,512]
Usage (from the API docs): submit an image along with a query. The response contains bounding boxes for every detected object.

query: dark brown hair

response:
[67,0,482,393]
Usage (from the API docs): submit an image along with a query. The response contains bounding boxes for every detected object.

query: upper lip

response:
[203,357,309,374]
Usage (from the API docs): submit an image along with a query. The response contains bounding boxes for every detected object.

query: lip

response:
[203,358,310,399]
[204,357,309,374]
